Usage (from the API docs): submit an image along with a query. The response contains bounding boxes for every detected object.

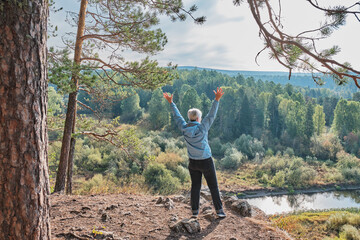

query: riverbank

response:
[224,183,360,199]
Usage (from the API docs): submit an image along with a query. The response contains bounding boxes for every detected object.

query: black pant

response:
[188,157,223,212]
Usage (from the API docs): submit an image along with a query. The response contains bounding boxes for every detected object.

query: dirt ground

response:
[50,193,293,240]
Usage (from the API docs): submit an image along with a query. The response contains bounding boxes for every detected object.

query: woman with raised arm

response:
[163,87,226,218]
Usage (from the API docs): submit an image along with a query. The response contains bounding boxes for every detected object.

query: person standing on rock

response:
[163,87,226,218]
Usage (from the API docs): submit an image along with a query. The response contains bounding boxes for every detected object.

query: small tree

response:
[149,89,170,129]
[313,105,326,135]
[180,87,201,117]
[304,100,315,139]
[333,99,360,136]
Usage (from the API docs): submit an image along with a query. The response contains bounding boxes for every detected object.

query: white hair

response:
[187,108,202,121]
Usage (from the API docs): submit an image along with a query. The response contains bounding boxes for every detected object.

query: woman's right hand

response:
[163,92,173,103]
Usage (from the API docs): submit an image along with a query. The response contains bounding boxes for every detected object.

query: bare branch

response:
[246,0,360,87]
[76,100,101,119]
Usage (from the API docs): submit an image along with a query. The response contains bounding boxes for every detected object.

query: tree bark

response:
[54,0,88,193]
[66,136,76,195]
[66,122,76,195]
[66,103,77,195]
[0,1,50,239]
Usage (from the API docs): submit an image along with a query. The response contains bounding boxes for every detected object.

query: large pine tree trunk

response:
[54,0,88,193]
[0,1,51,239]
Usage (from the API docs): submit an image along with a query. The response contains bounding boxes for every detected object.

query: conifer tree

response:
[180,88,201,118]
[237,95,253,136]
[52,0,204,193]
[304,100,315,139]
[313,105,326,135]
[0,0,50,238]
[149,89,170,129]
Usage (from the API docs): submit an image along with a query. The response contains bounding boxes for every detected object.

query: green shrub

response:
[76,174,118,195]
[234,134,265,159]
[336,151,360,170]
[336,151,360,183]
[173,165,190,184]
[283,147,295,157]
[255,169,264,178]
[310,133,343,161]
[341,168,360,183]
[289,157,304,170]
[209,137,225,157]
[75,145,109,173]
[262,156,288,175]
[220,142,233,157]
[271,171,286,187]
[261,156,316,188]
[259,174,269,184]
[219,147,244,170]
[265,148,274,157]
[143,163,181,194]
[287,166,316,188]
[155,152,185,171]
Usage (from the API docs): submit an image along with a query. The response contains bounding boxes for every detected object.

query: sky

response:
[49,0,360,72]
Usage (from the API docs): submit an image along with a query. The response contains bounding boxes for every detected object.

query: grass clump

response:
[271,209,360,240]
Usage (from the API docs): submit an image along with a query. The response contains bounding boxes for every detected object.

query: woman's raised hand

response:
[163,92,173,103]
[213,87,224,101]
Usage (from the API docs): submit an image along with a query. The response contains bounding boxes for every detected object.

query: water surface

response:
[245,190,360,215]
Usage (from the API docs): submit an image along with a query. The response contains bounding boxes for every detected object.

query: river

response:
[244,190,360,215]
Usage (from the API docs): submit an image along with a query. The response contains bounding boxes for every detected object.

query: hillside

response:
[50,192,292,240]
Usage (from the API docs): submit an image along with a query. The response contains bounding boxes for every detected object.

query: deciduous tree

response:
[313,105,326,135]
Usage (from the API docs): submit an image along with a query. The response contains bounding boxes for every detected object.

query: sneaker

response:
[191,210,199,218]
[216,209,226,218]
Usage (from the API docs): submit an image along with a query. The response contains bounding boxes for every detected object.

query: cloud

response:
[48,0,360,72]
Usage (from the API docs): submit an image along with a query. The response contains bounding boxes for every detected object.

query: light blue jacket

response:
[170,100,219,160]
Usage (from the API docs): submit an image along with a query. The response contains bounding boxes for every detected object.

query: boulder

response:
[184,195,207,205]
[164,197,174,210]
[170,215,178,222]
[223,195,238,202]
[155,197,174,210]
[201,206,212,213]
[225,198,252,217]
[92,230,116,239]
[105,205,118,211]
[169,221,185,233]
[123,211,132,216]
[203,210,216,222]
[200,190,212,201]
[169,218,200,234]
[172,195,185,203]
[101,213,111,222]
[181,218,201,234]
[156,196,164,204]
